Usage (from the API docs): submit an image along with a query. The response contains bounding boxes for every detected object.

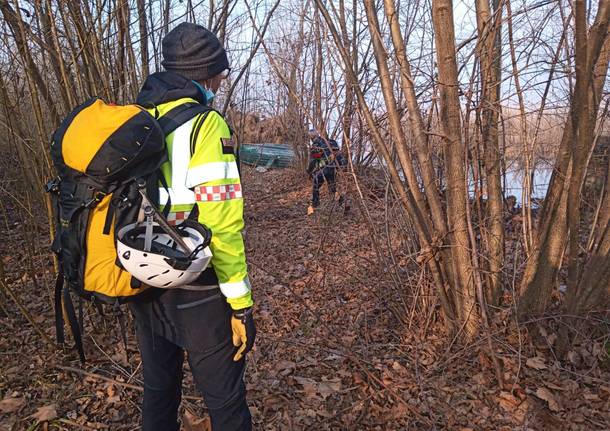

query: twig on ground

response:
[56,419,100,430]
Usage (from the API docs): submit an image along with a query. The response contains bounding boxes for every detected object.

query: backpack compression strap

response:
[62,287,86,363]
[54,272,86,363]
[54,272,65,344]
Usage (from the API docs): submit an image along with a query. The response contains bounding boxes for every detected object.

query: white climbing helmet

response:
[116,219,212,288]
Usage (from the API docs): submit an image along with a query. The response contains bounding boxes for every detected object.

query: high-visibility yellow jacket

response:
[148,96,252,311]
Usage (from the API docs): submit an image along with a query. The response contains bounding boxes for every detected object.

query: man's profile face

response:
[308,130,317,140]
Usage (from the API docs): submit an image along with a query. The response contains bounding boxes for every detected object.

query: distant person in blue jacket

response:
[306,129,348,215]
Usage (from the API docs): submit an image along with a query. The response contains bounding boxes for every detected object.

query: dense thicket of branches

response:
[0,0,609,358]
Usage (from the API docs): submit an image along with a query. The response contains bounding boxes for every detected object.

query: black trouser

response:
[130,288,252,431]
[312,166,337,207]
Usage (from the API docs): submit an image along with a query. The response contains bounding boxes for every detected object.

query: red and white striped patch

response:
[194,184,242,202]
[166,211,189,226]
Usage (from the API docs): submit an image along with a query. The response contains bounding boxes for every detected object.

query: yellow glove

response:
[231,308,256,361]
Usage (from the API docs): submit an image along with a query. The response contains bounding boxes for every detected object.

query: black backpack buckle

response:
[83,191,107,208]
[45,178,60,194]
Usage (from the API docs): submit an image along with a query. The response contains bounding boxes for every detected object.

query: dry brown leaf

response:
[535,387,562,412]
[566,350,581,366]
[317,380,341,399]
[478,351,492,368]
[106,384,116,398]
[31,404,58,423]
[3,366,20,377]
[276,360,296,373]
[419,353,434,366]
[105,383,121,404]
[526,356,547,370]
[472,372,487,385]
[382,373,394,386]
[293,376,319,399]
[391,361,407,374]
[182,410,211,431]
[389,402,410,419]
[498,391,520,412]
[583,393,599,401]
[513,399,530,425]
[352,371,365,386]
[0,397,25,414]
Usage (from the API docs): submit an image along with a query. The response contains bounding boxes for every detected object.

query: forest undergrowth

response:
[1,166,609,430]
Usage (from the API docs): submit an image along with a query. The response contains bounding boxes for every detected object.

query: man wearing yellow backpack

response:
[129,23,255,430]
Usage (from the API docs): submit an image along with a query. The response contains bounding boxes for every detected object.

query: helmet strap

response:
[143,205,155,252]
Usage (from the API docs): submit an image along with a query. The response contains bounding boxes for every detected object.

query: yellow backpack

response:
[47,97,209,361]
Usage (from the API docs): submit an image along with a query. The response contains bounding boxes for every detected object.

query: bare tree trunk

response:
[116,0,128,100]
[56,2,87,98]
[216,0,235,44]
[66,1,102,96]
[382,0,455,288]
[123,4,139,101]
[187,0,196,22]
[313,7,324,132]
[431,0,478,337]
[137,0,150,79]
[338,0,355,146]
[520,2,610,314]
[364,0,434,232]
[80,0,111,100]
[506,0,534,255]
[0,0,60,126]
[35,0,72,113]
[567,34,610,313]
[314,0,457,330]
[0,73,41,196]
[575,129,610,311]
[475,0,504,306]
[208,0,216,29]
[163,0,171,35]
[566,0,589,304]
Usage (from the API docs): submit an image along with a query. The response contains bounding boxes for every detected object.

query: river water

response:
[500,166,553,206]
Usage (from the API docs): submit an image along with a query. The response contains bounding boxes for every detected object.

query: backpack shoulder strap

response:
[189,108,218,156]
[157,102,212,136]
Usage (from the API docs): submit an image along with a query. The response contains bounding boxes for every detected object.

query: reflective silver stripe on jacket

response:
[159,119,197,207]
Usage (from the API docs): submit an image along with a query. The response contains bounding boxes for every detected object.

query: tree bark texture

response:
[0,0,60,126]
[137,0,150,79]
[520,1,610,314]
[475,0,504,306]
[431,0,478,337]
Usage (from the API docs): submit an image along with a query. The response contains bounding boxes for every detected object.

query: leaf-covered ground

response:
[1,166,609,430]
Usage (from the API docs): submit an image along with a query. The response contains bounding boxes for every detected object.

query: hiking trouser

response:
[311,166,337,207]
[130,288,252,431]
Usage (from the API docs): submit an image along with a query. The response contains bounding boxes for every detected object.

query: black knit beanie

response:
[161,23,229,81]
